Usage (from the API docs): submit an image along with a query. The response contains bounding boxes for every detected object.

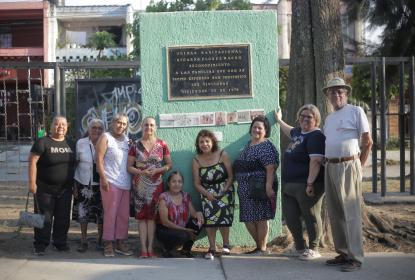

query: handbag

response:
[18,192,45,229]
[248,177,268,200]
[248,176,279,201]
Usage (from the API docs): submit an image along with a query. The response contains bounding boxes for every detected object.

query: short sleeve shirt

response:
[324,104,370,158]
[30,136,75,194]
[159,191,191,228]
[282,127,325,183]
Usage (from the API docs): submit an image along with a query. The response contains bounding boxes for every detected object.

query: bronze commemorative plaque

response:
[167,44,252,100]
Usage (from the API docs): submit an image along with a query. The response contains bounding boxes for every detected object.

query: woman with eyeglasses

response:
[72,119,105,253]
[275,105,325,261]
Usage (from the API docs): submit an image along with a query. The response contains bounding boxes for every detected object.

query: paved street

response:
[1,253,414,280]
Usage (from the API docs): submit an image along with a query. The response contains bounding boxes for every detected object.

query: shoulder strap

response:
[218,149,224,163]
[193,156,201,165]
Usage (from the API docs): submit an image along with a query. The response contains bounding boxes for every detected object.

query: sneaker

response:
[33,247,45,256]
[115,246,134,256]
[282,246,303,257]
[250,249,268,256]
[326,254,348,266]
[299,249,321,260]
[222,245,231,255]
[204,250,215,260]
[104,242,115,257]
[54,244,70,252]
[341,261,362,272]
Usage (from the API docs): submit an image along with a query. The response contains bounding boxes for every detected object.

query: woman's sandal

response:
[139,251,148,258]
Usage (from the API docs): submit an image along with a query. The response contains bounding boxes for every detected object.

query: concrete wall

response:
[140,10,280,246]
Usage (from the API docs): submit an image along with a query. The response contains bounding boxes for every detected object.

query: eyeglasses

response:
[91,126,103,130]
[327,88,347,96]
[299,114,314,120]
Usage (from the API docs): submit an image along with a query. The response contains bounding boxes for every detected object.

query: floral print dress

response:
[129,139,170,220]
[195,151,235,227]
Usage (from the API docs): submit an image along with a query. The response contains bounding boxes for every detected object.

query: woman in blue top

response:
[275,104,325,260]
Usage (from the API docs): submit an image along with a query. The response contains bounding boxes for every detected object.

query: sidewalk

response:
[1,253,414,280]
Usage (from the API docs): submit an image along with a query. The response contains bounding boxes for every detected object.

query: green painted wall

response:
[140,11,280,246]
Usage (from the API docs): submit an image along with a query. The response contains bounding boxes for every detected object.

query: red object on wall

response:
[0,69,17,79]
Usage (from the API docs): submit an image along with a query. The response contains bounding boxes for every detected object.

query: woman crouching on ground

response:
[156,171,204,258]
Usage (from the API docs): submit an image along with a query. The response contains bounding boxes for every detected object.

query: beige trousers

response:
[325,159,364,264]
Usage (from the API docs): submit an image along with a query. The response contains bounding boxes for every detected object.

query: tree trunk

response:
[282,0,345,248]
[274,0,415,252]
[286,0,344,126]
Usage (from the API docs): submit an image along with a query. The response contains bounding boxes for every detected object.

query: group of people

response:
[27,77,372,272]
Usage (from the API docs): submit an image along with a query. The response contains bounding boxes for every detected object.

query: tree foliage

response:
[145,0,251,12]
[87,31,117,59]
[341,1,414,104]
[129,0,251,59]
[344,0,415,56]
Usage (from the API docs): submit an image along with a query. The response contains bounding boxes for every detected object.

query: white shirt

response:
[103,132,131,190]
[74,137,98,186]
[324,104,370,158]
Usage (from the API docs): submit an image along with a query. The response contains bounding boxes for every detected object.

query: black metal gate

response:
[0,60,139,181]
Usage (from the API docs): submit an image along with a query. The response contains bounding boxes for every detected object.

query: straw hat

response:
[322,77,352,94]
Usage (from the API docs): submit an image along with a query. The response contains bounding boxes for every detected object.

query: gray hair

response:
[296,104,322,127]
[88,118,105,130]
[83,118,105,137]
[111,113,129,133]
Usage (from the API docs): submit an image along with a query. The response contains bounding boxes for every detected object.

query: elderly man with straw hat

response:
[322,77,373,272]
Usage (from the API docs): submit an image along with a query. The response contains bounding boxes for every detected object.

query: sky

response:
[65,0,278,11]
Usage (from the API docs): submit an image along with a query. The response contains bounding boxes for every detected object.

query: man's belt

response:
[325,154,359,164]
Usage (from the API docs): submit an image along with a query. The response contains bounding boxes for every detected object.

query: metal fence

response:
[283,57,414,196]
[0,58,414,197]
[0,60,139,181]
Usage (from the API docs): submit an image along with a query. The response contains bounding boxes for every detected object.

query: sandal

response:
[139,251,148,258]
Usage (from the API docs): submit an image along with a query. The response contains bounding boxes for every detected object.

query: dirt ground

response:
[1,181,414,259]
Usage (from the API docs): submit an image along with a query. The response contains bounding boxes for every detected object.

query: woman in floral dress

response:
[192,129,235,260]
[72,119,105,252]
[127,117,172,258]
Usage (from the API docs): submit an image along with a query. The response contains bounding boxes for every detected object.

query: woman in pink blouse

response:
[156,171,204,258]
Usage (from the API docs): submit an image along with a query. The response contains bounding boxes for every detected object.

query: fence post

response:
[371,61,378,193]
[380,57,387,196]
[60,67,66,116]
[399,62,406,192]
[410,57,415,195]
[54,63,61,116]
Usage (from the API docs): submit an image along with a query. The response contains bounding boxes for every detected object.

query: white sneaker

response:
[299,249,321,260]
[282,246,303,257]
[204,251,214,260]
[222,246,231,255]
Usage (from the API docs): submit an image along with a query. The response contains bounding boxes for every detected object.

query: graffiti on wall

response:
[76,79,142,140]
